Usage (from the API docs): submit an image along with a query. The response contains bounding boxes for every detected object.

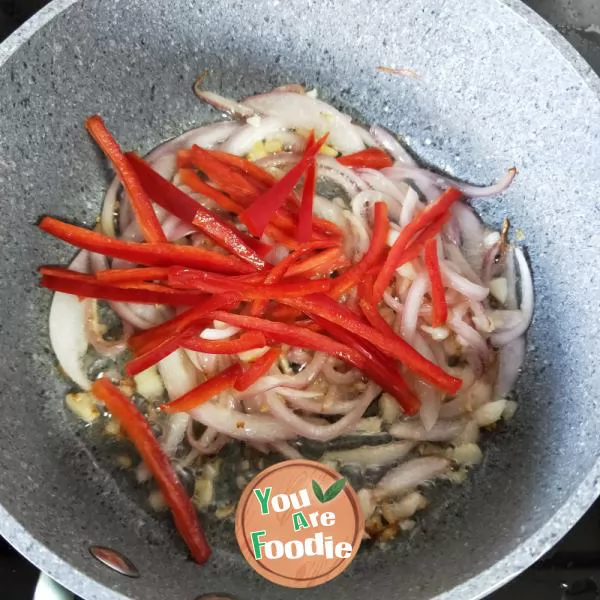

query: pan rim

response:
[0,0,599,599]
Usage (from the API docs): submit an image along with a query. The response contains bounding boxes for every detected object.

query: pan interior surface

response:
[0,0,599,599]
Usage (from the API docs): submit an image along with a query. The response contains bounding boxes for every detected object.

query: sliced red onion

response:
[264,382,380,442]
[322,358,361,385]
[441,261,489,302]
[184,348,218,376]
[412,333,443,430]
[450,202,487,274]
[402,273,429,343]
[281,389,357,415]
[272,441,303,459]
[353,125,378,147]
[194,89,255,119]
[322,441,415,469]
[190,401,295,442]
[48,250,91,390]
[100,177,120,238]
[199,325,240,341]
[84,299,131,357]
[389,419,465,442]
[443,243,483,285]
[237,352,328,398]
[158,349,200,456]
[439,380,493,419]
[108,301,157,330]
[187,421,228,455]
[344,211,370,261]
[373,456,451,501]
[503,245,518,310]
[369,125,417,165]
[385,165,517,198]
[220,117,287,155]
[242,91,364,153]
[490,248,533,346]
[400,186,425,226]
[494,335,526,399]
[351,189,401,224]
[313,195,348,230]
[382,166,442,203]
[448,313,490,358]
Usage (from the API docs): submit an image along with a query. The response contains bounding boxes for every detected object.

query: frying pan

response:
[1,0,599,598]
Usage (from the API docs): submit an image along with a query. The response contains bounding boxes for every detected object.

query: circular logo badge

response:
[235,459,363,588]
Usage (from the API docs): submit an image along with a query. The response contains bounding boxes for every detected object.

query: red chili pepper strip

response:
[372,188,462,301]
[297,132,318,243]
[161,364,243,413]
[210,311,354,356]
[168,268,332,299]
[190,145,262,201]
[95,267,170,284]
[285,293,461,394]
[39,217,254,274]
[91,378,211,564]
[181,331,266,355]
[337,147,393,170]
[235,348,281,391]
[126,334,190,376]
[284,247,347,279]
[207,149,278,188]
[424,237,447,326]
[358,298,396,337]
[126,153,266,270]
[128,292,240,355]
[178,168,295,251]
[40,275,206,306]
[39,266,96,283]
[330,201,389,298]
[249,241,339,317]
[85,117,166,244]
[239,133,329,237]
[177,168,246,213]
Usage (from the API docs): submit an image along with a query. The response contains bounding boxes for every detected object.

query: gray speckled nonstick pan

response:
[1,0,599,598]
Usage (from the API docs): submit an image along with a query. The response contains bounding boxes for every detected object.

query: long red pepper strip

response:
[284,293,461,394]
[91,378,211,563]
[39,266,97,283]
[95,266,170,284]
[249,240,339,317]
[168,267,332,299]
[181,331,266,354]
[238,133,329,236]
[39,217,254,274]
[337,147,393,170]
[424,237,448,326]
[309,315,420,415]
[127,293,241,355]
[206,149,278,187]
[161,364,243,413]
[285,247,349,278]
[177,168,246,213]
[85,116,166,244]
[209,311,418,413]
[178,168,298,250]
[126,153,266,271]
[372,188,462,301]
[40,275,206,306]
[297,131,318,243]
[234,348,281,391]
[125,333,190,376]
[190,145,262,200]
[205,149,344,241]
[330,201,389,297]
[359,297,397,337]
